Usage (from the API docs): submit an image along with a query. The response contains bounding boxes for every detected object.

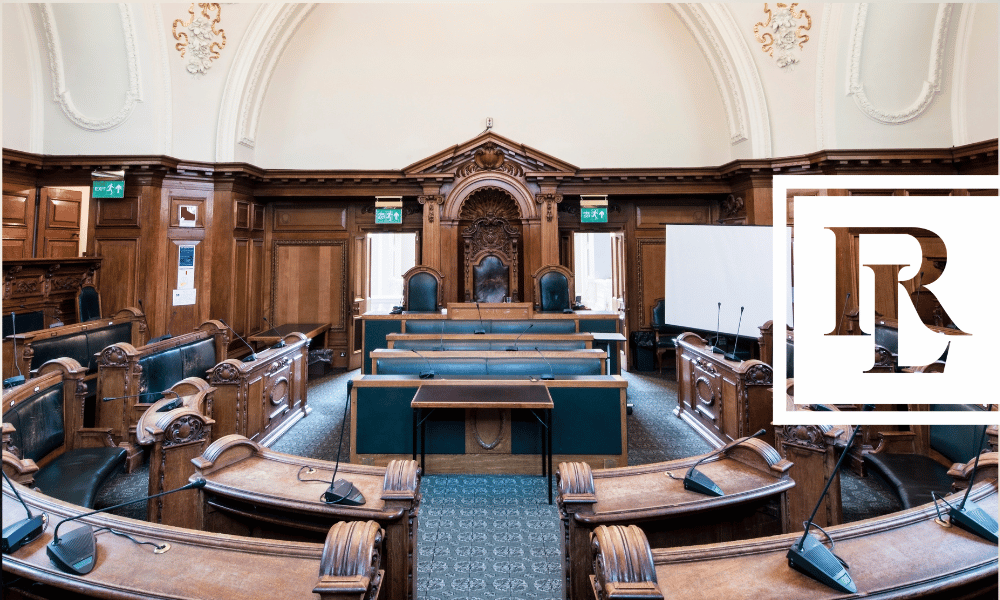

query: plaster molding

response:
[847,3,953,125]
[815,3,843,149]
[671,4,772,158]
[950,3,975,147]
[216,3,315,161]
[36,3,143,132]
[17,4,44,152]
[150,4,173,154]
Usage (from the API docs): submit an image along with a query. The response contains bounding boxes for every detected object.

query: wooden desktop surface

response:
[248,322,329,346]
[411,383,553,409]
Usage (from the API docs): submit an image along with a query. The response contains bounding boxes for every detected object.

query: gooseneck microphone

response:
[47,477,207,574]
[932,416,998,543]
[262,315,285,348]
[786,405,874,594]
[678,428,766,497]
[534,347,554,380]
[724,306,745,361]
[711,302,724,354]
[835,292,851,336]
[103,390,180,411]
[508,323,533,351]
[2,470,47,554]
[321,388,365,506]
[474,301,487,335]
[4,311,26,388]
[410,349,435,379]
[219,319,257,362]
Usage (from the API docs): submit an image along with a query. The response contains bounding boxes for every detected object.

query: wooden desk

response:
[248,322,330,350]
[589,482,998,600]
[446,302,533,319]
[2,484,384,600]
[412,383,553,502]
[590,332,626,376]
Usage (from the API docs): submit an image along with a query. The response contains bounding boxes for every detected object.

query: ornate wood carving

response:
[461,189,521,302]
[417,194,444,223]
[535,193,563,222]
[458,188,521,221]
[456,142,525,178]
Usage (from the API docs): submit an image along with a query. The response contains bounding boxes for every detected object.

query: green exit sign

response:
[581,207,607,223]
[375,208,402,224]
[92,180,124,198]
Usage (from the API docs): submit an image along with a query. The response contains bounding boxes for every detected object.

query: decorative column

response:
[534,193,562,267]
[417,194,444,271]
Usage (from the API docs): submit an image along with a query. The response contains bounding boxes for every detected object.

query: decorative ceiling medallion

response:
[754,3,811,69]
[457,143,525,178]
[173,3,227,75]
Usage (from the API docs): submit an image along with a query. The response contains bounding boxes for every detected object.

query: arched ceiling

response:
[2,3,996,170]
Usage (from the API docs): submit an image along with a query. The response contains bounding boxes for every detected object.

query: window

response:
[367,232,416,313]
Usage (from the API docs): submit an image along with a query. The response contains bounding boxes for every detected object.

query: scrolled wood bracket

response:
[590,525,662,600]
[315,520,384,600]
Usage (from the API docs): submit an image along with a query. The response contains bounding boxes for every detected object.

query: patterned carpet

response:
[93,366,901,600]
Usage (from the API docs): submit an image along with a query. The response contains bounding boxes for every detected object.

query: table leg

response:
[412,407,417,461]
[420,408,426,474]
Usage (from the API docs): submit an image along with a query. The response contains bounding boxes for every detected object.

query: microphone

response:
[2,470,47,554]
[219,319,257,363]
[724,306,745,361]
[786,405,875,593]
[47,477,207,574]
[507,323,533,351]
[3,311,26,389]
[262,315,285,348]
[835,292,851,335]
[679,428,766,497]
[474,301,486,334]
[711,302,724,354]
[931,416,998,543]
[103,390,180,411]
[438,322,445,351]
[410,349,435,379]
[320,386,365,506]
[534,347,554,380]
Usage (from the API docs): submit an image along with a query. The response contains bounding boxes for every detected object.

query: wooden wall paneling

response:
[251,238,264,337]
[93,238,139,317]
[522,220,542,305]
[636,237,665,330]
[2,184,36,259]
[635,204,711,228]
[234,238,251,333]
[39,187,82,257]
[272,239,348,335]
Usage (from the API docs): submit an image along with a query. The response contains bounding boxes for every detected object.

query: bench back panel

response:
[137,338,217,401]
[4,384,64,462]
[30,322,132,372]
[930,405,989,464]
[373,356,603,376]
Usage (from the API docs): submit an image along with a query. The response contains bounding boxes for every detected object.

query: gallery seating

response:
[588,475,998,600]
[2,358,126,508]
[557,438,793,600]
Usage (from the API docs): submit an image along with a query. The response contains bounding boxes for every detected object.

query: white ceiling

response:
[2,3,996,169]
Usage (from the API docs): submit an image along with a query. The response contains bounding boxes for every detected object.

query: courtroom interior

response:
[3,3,999,600]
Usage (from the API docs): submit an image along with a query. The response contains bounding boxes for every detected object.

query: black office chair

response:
[77,285,102,322]
[402,266,443,312]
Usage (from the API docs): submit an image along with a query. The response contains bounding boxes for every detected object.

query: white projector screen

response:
[663,225,792,336]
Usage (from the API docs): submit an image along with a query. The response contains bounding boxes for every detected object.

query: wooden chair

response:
[531,264,574,312]
[77,284,102,322]
[401,265,443,312]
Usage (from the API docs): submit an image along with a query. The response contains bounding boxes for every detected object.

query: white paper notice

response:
[177,268,194,289]
[172,289,196,306]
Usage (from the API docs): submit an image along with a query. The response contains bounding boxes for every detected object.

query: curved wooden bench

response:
[589,479,998,600]
[557,439,793,600]
[2,482,384,600]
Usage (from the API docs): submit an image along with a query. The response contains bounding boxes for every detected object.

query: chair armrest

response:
[74,427,119,449]
[871,431,917,455]
[2,449,39,485]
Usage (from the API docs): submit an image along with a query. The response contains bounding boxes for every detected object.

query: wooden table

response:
[248,322,329,349]
[411,383,554,502]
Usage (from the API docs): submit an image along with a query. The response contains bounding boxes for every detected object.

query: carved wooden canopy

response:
[461,189,521,302]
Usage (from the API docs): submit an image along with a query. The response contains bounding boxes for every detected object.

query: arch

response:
[442,172,538,222]
[215,4,316,161]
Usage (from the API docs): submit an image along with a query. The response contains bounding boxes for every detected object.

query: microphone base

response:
[419,371,435,379]
[786,533,856,593]
[950,503,999,543]
[47,525,96,575]
[683,469,724,497]
[474,330,486,335]
[3,375,25,389]
[710,346,726,355]
[242,354,257,363]
[323,479,366,506]
[539,374,554,381]
[3,515,45,554]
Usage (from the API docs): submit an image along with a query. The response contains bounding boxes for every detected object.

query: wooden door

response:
[2,183,37,258]
[38,187,83,257]
[611,231,628,360]
[348,234,368,371]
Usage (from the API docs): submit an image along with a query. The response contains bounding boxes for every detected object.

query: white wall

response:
[252,3,733,169]
[2,4,38,152]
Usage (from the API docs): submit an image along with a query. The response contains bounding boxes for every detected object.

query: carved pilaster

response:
[418,194,445,271]
[417,195,444,224]
[534,193,562,268]
[535,193,563,223]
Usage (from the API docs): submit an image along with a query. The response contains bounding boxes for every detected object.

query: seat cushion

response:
[33,447,127,508]
[864,453,953,509]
